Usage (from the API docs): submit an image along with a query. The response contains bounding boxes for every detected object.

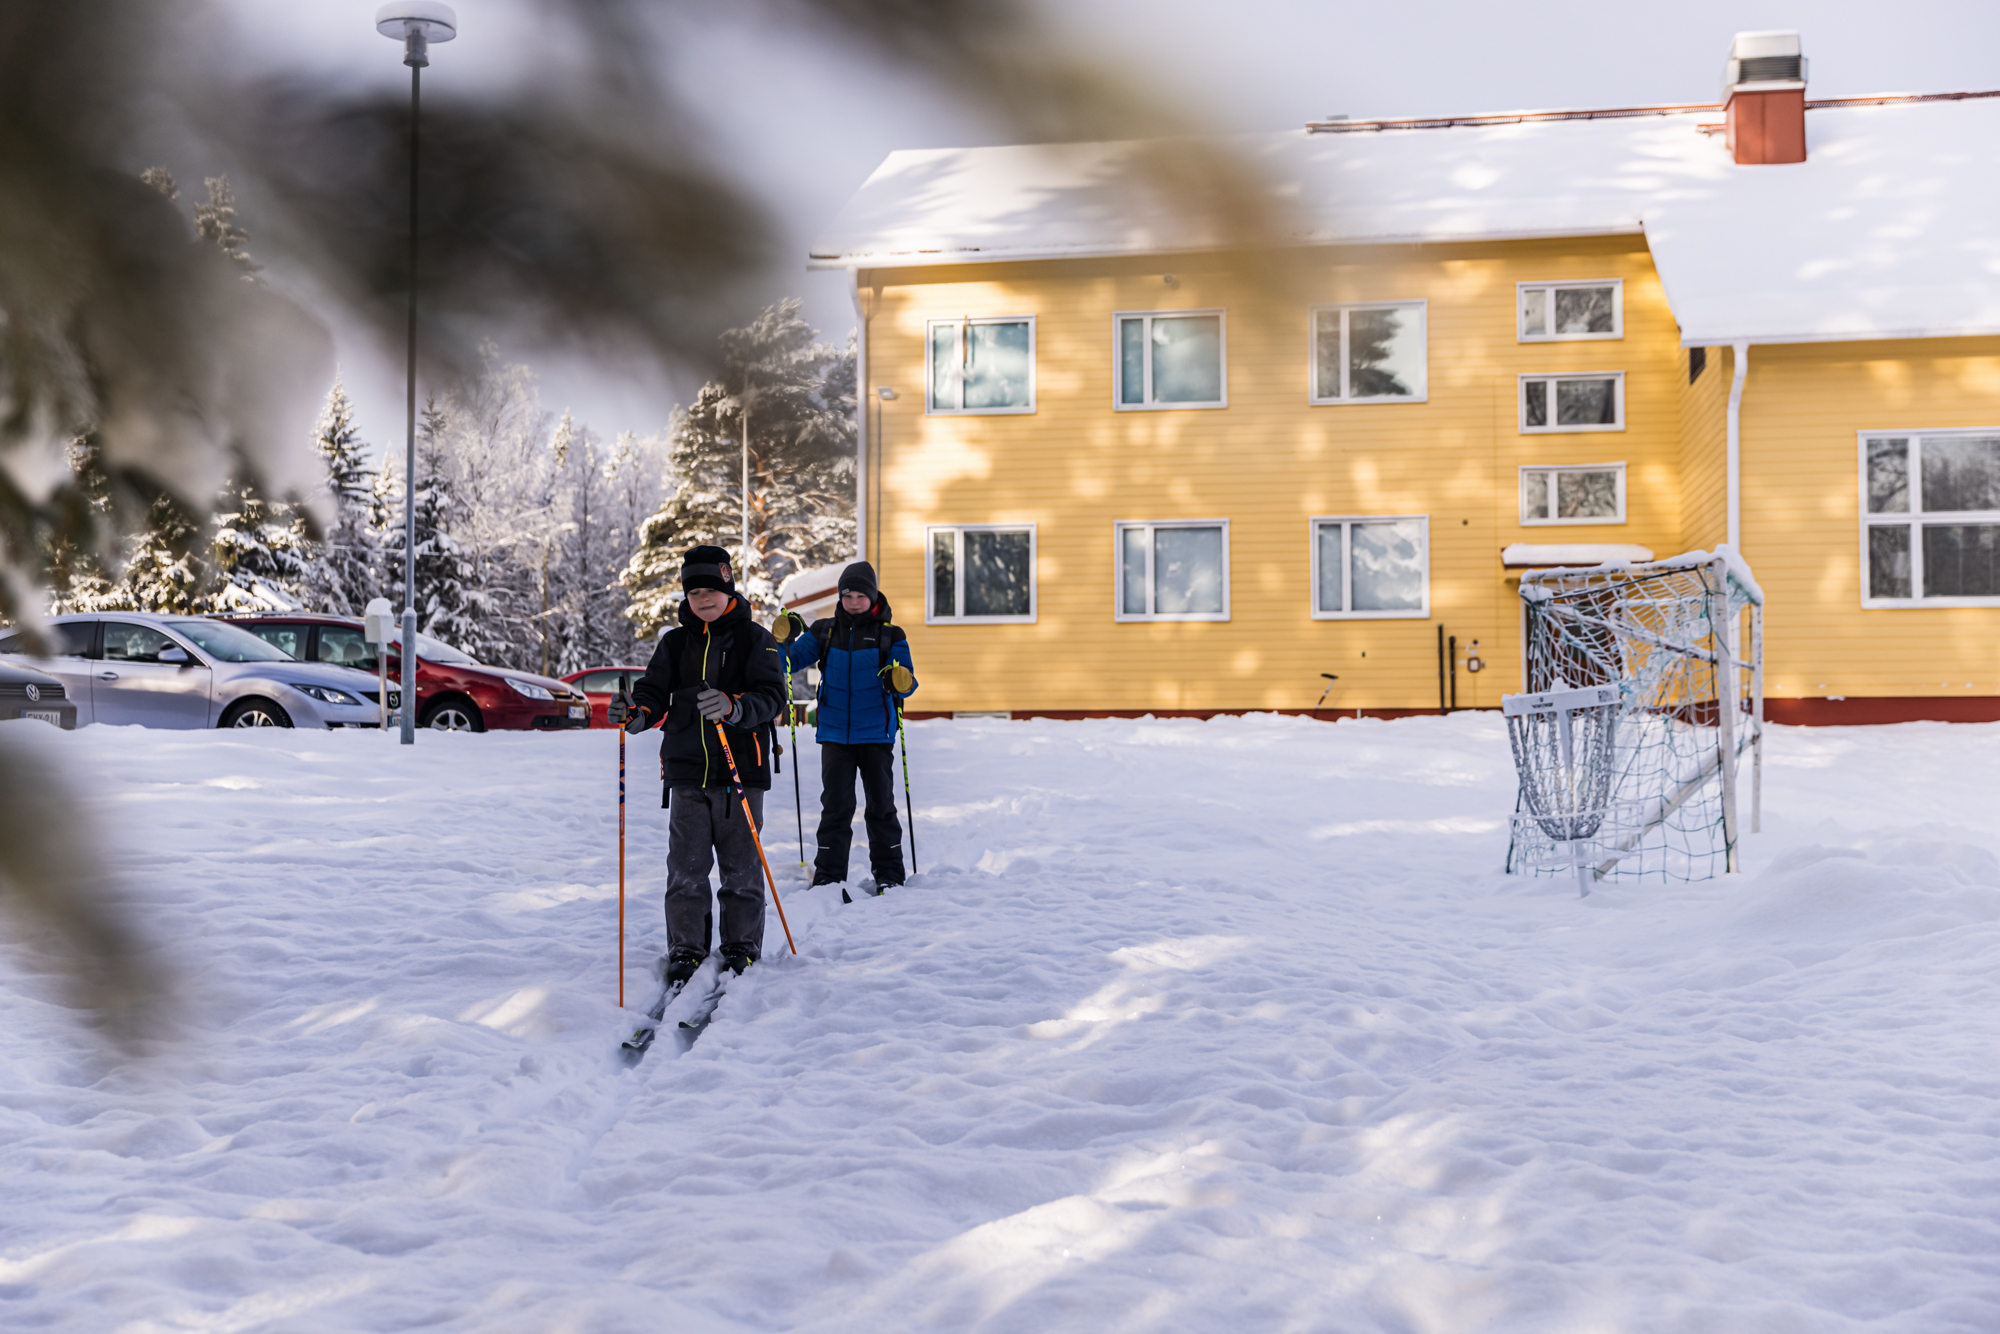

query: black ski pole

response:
[895,696,916,877]
[785,662,804,865]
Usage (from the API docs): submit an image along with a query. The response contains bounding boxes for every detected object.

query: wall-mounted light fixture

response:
[1162,273,1180,289]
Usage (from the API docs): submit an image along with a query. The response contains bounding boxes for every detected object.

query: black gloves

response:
[880,662,915,695]
[621,702,654,733]
[770,610,806,644]
[696,687,742,725]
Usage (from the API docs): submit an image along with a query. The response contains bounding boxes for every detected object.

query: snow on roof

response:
[810,97,2000,346]
[777,562,844,612]
[1502,543,1657,569]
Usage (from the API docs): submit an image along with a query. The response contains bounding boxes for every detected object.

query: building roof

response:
[809,96,2000,347]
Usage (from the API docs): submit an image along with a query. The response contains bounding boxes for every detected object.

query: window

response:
[1689,346,1708,384]
[315,626,381,671]
[1520,373,1624,433]
[1115,310,1226,409]
[928,524,1037,623]
[1519,464,1626,525]
[0,622,97,657]
[1860,431,2000,606]
[1311,517,1430,619]
[1518,280,1622,341]
[246,623,305,659]
[102,622,178,663]
[1115,521,1229,620]
[927,316,1035,414]
[1310,302,1427,403]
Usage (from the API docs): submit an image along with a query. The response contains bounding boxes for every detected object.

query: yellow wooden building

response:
[809,32,2000,723]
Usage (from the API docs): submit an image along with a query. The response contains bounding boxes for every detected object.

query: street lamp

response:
[375,2,456,744]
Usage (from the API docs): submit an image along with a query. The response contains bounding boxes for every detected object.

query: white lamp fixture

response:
[375,2,457,66]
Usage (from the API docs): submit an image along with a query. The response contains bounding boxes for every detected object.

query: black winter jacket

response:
[630,596,786,794]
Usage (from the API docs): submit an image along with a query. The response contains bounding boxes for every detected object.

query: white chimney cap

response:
[1730,31,1802,60]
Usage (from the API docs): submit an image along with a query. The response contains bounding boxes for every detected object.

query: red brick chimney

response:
[1724,31,1807,164]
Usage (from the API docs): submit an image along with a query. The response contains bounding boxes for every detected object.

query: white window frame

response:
[1113,519,1231,622]
[1112,309,1228,411]
[1517,279,1624,342]
[1519,372,1626,434]
[1309,516,1431,620]
[1518,463,1628,526]
[1857,429,2000,609]
[925,315,1037,416]
[924,523,1039,624]
[1307,301,1429,405]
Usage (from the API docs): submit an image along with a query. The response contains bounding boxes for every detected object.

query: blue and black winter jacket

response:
[780,595,917,746]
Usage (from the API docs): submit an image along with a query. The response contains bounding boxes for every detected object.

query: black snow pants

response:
[665,785,765,960]
[815,741,904,885]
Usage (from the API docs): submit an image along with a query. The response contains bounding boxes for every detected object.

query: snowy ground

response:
[3,712,1999,1333]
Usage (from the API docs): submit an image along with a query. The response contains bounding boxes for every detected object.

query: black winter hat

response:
[837,561,878,599]
[681,544,735,594]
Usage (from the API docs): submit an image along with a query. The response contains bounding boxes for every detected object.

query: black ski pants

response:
[815,741,904,884]
[665,785,765,960]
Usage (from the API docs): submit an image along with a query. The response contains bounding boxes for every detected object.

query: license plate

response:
[20,709,63,726]
[569,705,587,719]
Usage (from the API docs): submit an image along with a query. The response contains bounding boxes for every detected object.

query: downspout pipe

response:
[848,268,868,562]
[1726,340,1749,550]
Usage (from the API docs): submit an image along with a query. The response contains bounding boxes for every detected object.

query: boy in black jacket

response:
[619,546,786,984]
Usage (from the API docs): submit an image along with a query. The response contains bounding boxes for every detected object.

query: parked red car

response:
[221,614,591,732]
[560,666,650,728]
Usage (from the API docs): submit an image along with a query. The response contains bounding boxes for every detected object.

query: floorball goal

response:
[1504,548,1763,892]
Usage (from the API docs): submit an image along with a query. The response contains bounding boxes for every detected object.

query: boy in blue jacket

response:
[774,561,917,894]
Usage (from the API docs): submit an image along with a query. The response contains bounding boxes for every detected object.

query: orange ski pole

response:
[712,718,797,955]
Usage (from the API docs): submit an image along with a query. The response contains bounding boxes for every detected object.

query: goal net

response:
[1504,549,1763,889]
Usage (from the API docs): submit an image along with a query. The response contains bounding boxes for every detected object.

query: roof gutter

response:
[1726,341,1749,550]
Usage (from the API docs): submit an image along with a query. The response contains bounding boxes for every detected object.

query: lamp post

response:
[375,2,457,744]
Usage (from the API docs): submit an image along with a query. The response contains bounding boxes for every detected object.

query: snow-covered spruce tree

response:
[302,376,379,614]
[374,401,471,647]
[545,413,649,673]
[209,476,311,611]
[193,175,260,278]
[598,429,671,655]
[620,300,855,635]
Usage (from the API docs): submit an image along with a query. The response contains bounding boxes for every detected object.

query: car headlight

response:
[504,677,554,701]
[292,684,363,706]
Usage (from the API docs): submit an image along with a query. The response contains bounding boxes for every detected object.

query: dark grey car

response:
[0,660,78,729]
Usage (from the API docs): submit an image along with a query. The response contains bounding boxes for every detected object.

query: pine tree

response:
[621,300,855,635]
[397,401,471,644]
[210,477,311,610]
[303,375,380,614]
[194,176,260,278]
[120,493,208,613]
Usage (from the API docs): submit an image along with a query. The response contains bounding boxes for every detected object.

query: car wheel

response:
[421,698,484,732]
[221,699,293,729]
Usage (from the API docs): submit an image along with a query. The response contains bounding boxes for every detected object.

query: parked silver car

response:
[0,613,384,729]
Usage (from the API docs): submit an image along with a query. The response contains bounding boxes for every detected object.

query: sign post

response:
[364,597,395,732]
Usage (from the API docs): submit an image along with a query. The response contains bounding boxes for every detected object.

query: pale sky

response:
[212,0,2000,460]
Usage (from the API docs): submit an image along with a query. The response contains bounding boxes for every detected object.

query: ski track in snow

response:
[3,715,1999,1332]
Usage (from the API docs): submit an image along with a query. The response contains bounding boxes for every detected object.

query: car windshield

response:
[389,633,478,665]
[165,620,296,663]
